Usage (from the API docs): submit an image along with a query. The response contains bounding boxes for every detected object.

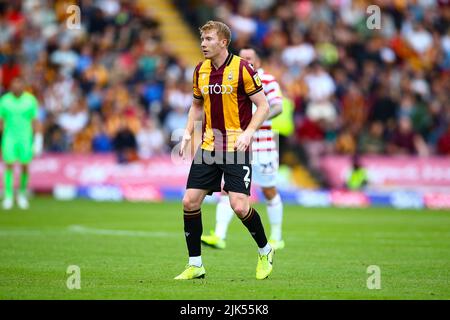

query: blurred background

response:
[0,0,449,208]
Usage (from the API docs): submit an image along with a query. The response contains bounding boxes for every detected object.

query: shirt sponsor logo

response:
[201,84,234,94]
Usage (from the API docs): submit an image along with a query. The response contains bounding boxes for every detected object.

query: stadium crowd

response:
[0,0,449,168]
[0,0,178,163]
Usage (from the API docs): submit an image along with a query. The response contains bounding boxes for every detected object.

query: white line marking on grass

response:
[0,226,178,238]
[67,225,177,238]
[0,229,51,236]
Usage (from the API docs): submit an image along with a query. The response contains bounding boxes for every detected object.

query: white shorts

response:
[251,155,279,188]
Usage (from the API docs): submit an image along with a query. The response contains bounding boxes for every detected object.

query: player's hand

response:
[234,130,253,152]
[179,131,191,159]
[33,133,44,157]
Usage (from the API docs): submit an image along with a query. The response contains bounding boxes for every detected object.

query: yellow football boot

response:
[201,231,226,249]
[269,239,285,251]
[174,265,206,280]
[256,249,274,280]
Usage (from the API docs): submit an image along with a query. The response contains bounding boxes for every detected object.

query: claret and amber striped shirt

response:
[193,53,263,152]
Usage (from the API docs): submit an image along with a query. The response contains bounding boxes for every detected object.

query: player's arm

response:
[0,96,3,133]
[33,119,43,155]
[235,90,269,152]
[266,78,283,120]
[30,95,44,156]
[267,102,282,120]
[179,96,203,158]
[179,62,204,158]
[235,62,269,152]
[247,90,270,133]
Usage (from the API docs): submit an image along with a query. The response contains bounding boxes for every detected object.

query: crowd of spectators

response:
[1,0,449,169]
[0,0,189,162]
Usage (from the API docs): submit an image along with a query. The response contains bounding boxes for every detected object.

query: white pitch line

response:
[0,226,177,238]
[67,225,177,238]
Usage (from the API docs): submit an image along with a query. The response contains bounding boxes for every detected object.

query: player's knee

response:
[230,199,249,218]
[263,187,277,201]
[182,194,201,211]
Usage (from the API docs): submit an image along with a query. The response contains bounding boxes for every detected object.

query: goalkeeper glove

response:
[33,132,44,157]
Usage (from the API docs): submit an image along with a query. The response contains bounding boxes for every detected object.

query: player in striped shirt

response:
[175,21,274,280]
[201,47,285,251]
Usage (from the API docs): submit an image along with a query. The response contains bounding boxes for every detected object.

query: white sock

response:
[189,256,202,267]
[215,195,234,240]
[258,243,272,256]
[267,193,283,241]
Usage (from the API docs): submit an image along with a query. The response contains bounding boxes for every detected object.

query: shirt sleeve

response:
[192,62,203,100]
[264,77,283,107]
[0,95,5,119]
[242,62,263,96]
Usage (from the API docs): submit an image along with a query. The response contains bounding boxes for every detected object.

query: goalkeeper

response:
[0,77,43,210]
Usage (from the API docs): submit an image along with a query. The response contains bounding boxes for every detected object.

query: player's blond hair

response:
[199,20,231,47]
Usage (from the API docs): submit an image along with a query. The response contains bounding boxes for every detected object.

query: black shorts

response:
[186,148,252,196]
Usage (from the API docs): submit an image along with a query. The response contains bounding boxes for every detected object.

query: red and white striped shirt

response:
[252,68,283,158]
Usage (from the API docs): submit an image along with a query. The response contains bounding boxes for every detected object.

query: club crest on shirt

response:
[253,74,262,87]
[228,71,233,80]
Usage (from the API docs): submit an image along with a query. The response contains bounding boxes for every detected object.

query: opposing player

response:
[1,77,43,210]
[201,47,285,251]
[175,21,273,280]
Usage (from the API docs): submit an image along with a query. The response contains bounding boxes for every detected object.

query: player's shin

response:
[215,195,234,239]
[240,207,271,255]
[19,171,29,195]
[3,167,14,199]
[267,193,283,241]
[183,209,203,267]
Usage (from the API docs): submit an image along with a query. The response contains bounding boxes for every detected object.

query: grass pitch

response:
[0,197,449,299]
